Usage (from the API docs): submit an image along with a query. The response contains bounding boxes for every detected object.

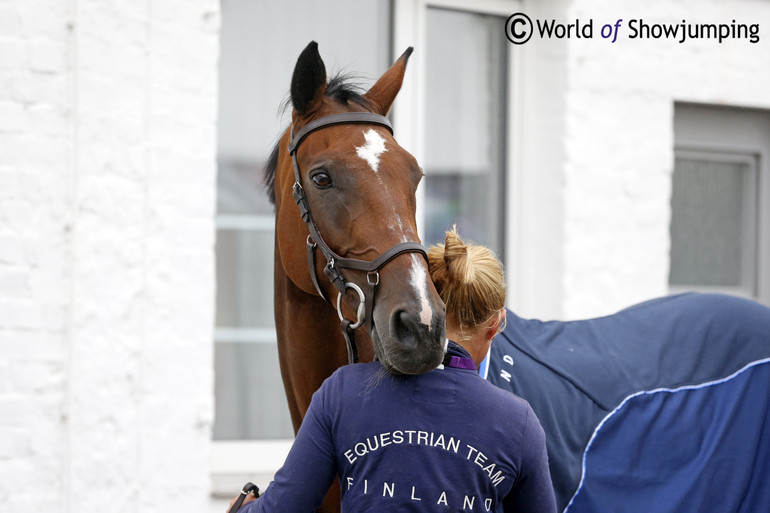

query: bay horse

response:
[266,42,446,443]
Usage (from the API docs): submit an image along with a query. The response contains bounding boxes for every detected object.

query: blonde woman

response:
[230,227,555,513]
[427,226,508,368]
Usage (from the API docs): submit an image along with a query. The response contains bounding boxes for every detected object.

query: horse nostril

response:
[393,310,419,351]
[381,307,446,375]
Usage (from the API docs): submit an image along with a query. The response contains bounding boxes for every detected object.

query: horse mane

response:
[263,73,374,205]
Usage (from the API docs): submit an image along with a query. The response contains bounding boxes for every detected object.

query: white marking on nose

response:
[355,129,387,173]
[409,256,433,329]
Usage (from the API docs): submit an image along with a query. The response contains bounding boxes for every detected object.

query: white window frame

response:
[392,0,524,311]
[672,103,770,305]
[211,214,290,498]
[212,0,524,498]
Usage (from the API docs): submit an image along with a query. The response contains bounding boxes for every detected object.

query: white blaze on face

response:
[356,128,408,240]
[409,256,434,329]
[356,130,428,323]
[355,129,387,173]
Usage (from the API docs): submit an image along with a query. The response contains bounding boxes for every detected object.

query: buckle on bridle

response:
[292,181,304,201]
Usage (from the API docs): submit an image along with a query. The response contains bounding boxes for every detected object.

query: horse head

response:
[271,42,446,375]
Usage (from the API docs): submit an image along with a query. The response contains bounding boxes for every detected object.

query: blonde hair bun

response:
[443,228,473,284]
[428,226,505,330]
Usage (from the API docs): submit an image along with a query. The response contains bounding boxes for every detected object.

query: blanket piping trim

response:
[563,356,770,513]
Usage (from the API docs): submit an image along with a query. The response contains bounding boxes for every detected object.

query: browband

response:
[288,112,393,155]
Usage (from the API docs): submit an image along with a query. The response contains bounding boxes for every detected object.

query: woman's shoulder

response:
[320,361,384,393]
[330,360,383,378]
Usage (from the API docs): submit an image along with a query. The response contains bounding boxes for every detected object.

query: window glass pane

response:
[215,0,392,441]
[669,156,756,288]
[216,228,275,328]
[213,342,292,439]
[424,8,507,258]
[218,0,393,166]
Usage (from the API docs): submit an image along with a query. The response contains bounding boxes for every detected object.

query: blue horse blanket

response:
[482,293,770,512]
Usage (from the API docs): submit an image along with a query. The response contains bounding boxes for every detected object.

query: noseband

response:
[288,112,428,364]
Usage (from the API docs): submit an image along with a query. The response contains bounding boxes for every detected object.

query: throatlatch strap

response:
[305,237,328,302]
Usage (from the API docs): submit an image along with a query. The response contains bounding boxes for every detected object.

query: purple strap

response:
[443,355,477,371]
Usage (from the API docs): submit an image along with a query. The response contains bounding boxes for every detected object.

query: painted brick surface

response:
[0,1,219,512]
[539,0,770,319]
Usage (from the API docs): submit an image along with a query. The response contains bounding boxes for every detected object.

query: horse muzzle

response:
[373,306,446,375]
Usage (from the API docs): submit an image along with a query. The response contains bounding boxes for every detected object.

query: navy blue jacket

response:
[245,341,556,512]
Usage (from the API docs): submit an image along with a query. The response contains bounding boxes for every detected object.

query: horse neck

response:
[272,237,374,429]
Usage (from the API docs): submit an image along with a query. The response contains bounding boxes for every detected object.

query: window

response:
[671,104,770,303]
[670,152,758,295]
[214,0,392,494]
[423,7,509,259]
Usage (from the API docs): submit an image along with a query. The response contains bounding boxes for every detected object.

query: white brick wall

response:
[515,0,770,320]
[0,1,219,512]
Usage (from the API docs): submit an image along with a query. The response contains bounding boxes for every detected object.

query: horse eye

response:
[310,171,332,189]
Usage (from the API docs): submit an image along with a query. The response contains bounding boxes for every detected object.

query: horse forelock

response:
[262,73,375,206]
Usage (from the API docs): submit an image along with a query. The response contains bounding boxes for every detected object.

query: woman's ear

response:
[485,310,506,342]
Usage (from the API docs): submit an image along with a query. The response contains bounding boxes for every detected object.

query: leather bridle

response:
[288,112,428,364]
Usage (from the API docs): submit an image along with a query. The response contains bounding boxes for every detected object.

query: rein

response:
[288,112,428,365]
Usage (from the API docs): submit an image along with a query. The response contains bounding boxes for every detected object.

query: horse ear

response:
[291,41,327,117]
[364,47,413,116]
